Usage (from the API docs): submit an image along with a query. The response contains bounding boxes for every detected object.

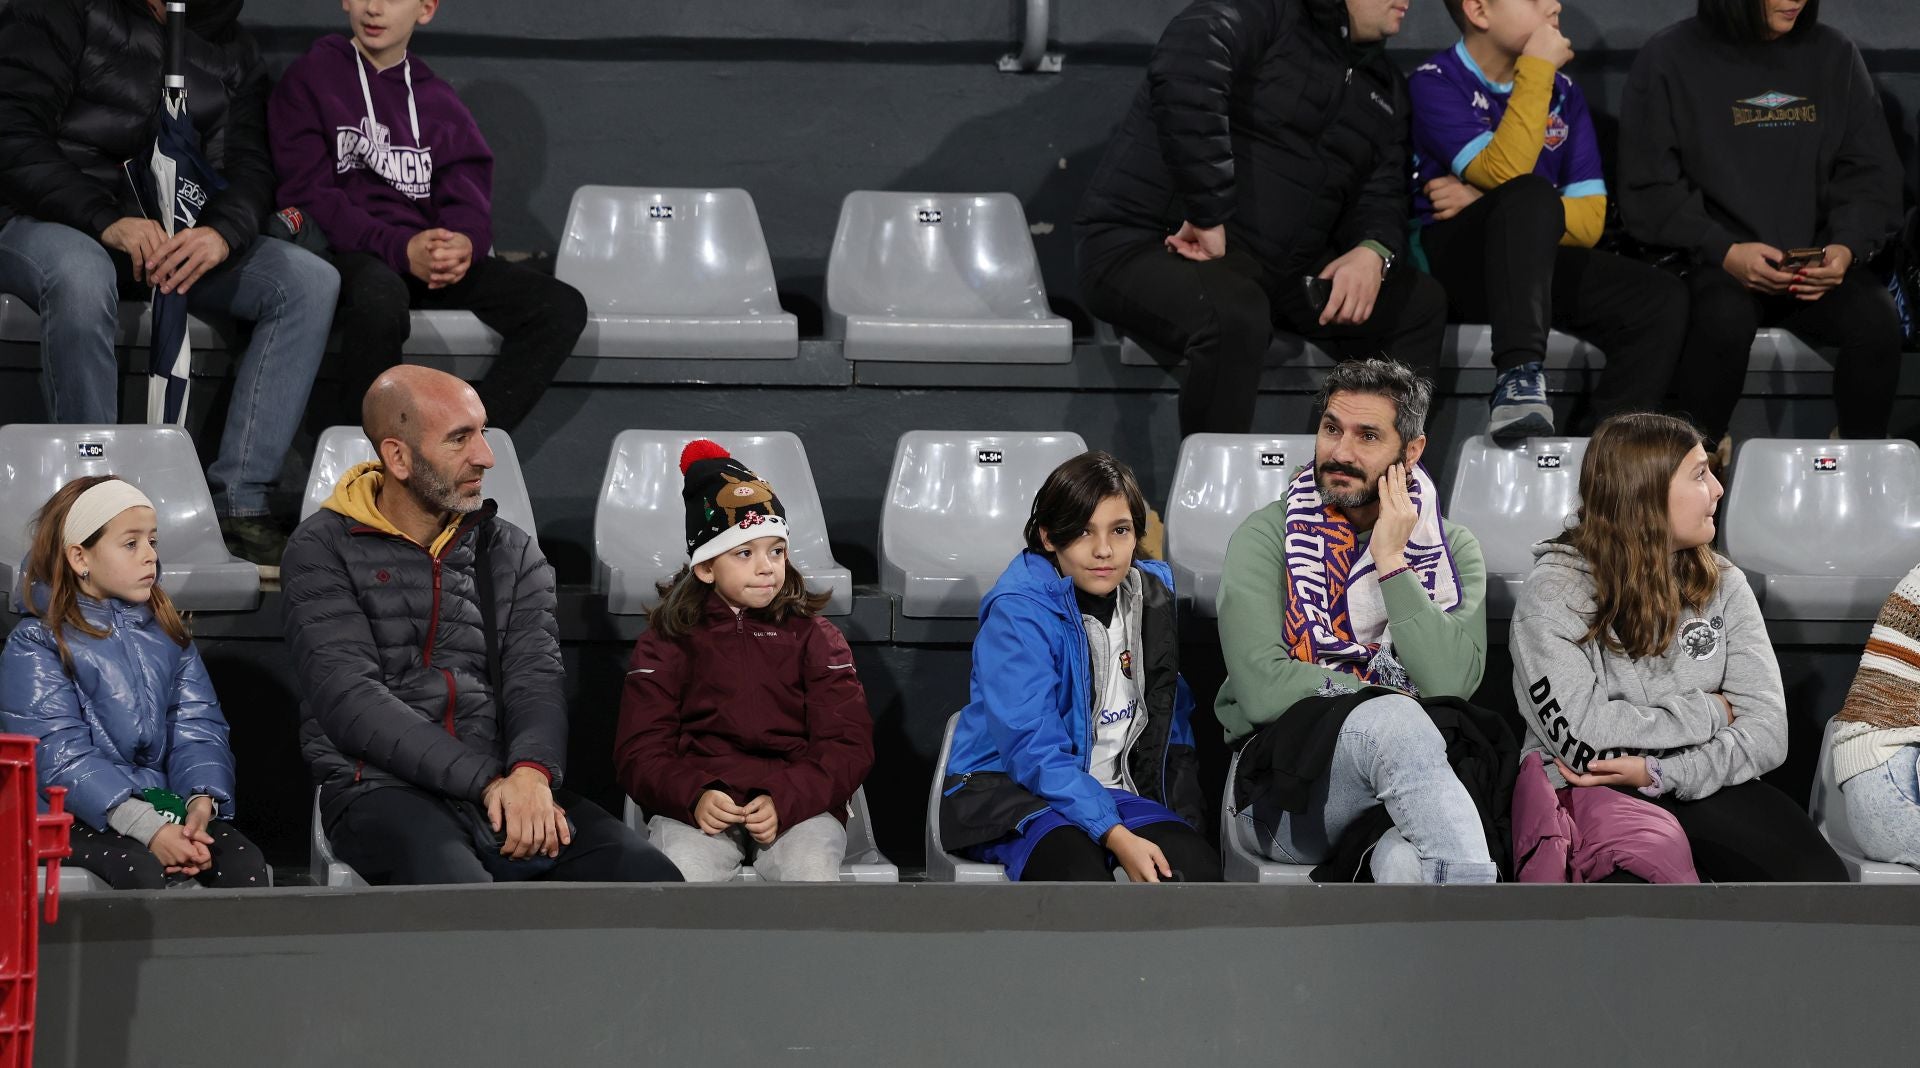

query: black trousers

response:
[1652,779,1847,882]
[329,783,684,885]
[1080,239,1447,437]
[1020,820,1224,882]
[1421,175,1689,426]
[1676,265,1901,440]
[329,252,588,432]
[67,819,270,890]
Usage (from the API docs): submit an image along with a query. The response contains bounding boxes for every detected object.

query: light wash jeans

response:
[646,811,847,883]
[1840,743,1920,868]
[1234,693,1499,883]
[0,215,337,516]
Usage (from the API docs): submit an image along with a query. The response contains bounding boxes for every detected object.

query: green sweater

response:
[1214,501,1488,743]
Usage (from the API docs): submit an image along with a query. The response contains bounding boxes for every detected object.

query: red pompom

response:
[679,438,731,474]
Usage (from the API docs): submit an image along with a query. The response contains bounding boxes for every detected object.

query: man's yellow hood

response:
[322,461,463,554]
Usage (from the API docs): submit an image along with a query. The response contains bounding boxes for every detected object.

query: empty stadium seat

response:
[925,713,1010,883]
[1723,439,1920,620]
[0,424,261,611]
[310,789,369,888]
[881,430,1088,617]
[555,185,798,359]
[1163,434,1317,617]
[1221,750,1317,883]
[1446,436,1589,619]
[1809,717,1920,883]
[592,430,852,615]
[301,425,539,538]
[622,788,898,883]
[826,192,1071,363]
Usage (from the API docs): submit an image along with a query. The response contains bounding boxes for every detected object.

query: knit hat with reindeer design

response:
[681,439,790,566]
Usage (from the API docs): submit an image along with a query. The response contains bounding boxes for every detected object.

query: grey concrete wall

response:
[34,883,1920,1068]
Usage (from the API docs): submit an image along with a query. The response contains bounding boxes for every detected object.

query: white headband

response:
[62,480,156,547]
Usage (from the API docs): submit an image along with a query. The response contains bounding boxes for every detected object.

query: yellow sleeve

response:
[1459,56,1558,191]
[1560,195,1606,248]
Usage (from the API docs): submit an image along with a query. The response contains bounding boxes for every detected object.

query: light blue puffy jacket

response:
[0,589,236,831]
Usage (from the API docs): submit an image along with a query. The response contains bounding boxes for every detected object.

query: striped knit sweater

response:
[1832,565,1920,784]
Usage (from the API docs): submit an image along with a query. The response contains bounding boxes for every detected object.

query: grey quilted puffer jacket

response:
[282,468,565,817]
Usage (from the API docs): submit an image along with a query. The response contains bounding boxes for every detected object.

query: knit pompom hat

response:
[680,439,790,566]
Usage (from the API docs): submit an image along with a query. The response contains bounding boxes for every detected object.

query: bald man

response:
[282,367,681,884]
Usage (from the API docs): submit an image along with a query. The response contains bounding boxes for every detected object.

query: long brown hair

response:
[24,475,190,674]
[1566,413,1723,660]
[647,562,831,641]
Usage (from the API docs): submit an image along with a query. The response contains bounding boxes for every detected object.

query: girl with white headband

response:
[0,475,268,889]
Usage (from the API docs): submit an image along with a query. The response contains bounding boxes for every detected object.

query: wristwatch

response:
[1359,239,1396,279]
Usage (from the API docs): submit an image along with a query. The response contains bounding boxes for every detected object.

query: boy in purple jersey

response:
[1409,0,1686,443]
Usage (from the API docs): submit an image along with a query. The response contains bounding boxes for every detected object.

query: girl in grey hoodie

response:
[1510,413,1845,881]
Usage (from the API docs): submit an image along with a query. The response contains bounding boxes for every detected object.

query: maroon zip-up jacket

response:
[616,593,873,830]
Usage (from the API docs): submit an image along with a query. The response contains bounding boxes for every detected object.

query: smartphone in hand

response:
[1302,275,1334,315]
[1776,247,1826,271]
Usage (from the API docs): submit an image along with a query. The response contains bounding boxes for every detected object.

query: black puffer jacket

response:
[0,0,272,255]
[283,466,567,816]
[1076,0,1412,275]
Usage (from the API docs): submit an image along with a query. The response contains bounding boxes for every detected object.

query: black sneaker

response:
[220,514,288,568]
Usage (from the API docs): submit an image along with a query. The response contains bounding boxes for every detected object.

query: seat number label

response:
[917,209,942,224]
[1260,453,1286,467]
[77,442,105,458]
[977,449,1003,464]
[1536,454,1563,470]
[1813,456,1838,471]
[649,205,674,220]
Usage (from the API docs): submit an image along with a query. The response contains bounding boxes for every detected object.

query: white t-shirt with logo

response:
[1088,609,1142,789]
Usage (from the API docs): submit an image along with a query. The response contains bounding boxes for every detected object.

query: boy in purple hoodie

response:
[268,0,584,431]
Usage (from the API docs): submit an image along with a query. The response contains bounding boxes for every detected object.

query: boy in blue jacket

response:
[940,452,1219,882]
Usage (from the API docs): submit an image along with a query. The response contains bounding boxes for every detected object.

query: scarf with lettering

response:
[1280,462,1460,694]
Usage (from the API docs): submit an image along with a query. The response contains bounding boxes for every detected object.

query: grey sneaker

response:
[1488,360,1554,444]
[220,514,288,568]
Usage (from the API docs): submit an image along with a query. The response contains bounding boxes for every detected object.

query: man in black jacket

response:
[1077,0,1446,438]
[283,366,680,884]
[0,0,337,564]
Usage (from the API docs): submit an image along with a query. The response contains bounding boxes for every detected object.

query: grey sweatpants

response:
[646,812,847,883]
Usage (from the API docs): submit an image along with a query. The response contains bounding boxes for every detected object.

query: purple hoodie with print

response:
[268,34,491,276]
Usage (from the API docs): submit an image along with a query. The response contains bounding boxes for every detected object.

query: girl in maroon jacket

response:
[615,441,874,882]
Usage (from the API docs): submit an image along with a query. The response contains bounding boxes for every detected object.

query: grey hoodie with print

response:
[1509,540,1787,801]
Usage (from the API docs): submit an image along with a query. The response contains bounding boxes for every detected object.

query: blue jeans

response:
[1840,744,1920,868]
[1233,693,1499,883]
[0,216,337,516]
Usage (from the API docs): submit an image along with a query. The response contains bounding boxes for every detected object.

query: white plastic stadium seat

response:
[301,425,538,539]
[310,789,369,888]
[1163,434,1317,618]
[1221,749,1317,883]
[827,192,1071,363]
[1809,717,1920,883]
[0,424,260,612]
[1445,436,1589,619]
[556,186,798,359]
[880,430,1087,618]
[622,787,897,883]
[592,430,851,615]
[1722,439,1920,620]
[924,713,1011,883]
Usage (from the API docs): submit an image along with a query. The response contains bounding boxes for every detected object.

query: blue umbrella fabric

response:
[144,1,226,425]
